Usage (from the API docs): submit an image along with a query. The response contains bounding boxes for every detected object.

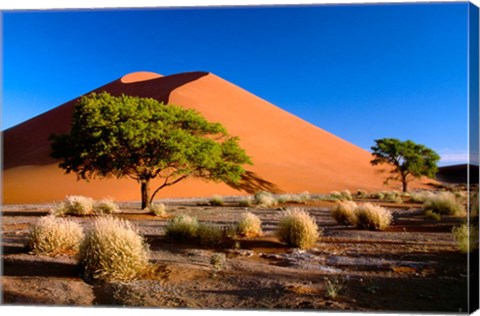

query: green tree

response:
[370,138,440,192]
[50,92,252,209]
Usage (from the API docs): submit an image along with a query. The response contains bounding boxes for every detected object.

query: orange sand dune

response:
[3,71,428,204]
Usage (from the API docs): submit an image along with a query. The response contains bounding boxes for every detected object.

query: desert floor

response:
[1,197,472,312]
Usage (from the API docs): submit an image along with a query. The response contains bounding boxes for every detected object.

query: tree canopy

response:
[370,138,440,192]
[50,92,252,208]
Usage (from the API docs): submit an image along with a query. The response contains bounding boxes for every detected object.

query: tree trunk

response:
[141,179,150,209]
[401,174,408,192]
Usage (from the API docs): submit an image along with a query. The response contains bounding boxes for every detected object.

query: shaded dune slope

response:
[3,71,421,204]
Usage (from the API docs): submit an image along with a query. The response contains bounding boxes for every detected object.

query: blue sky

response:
[2,2,471,165]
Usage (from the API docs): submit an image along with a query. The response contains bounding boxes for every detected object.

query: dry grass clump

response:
[147,203,166,217]
[332,201,358,226]
[452,224,479,253]
[410,190,435,203]
[237,212,263,238]
[328,190,352,201]
[423,192,465,216]
[209,195,225,206]
[27,216,84,256]
[356,189,368,199]
[276,208,320,249]
[78,216,150,282]
[254,191,277,208]
[165,215,199,241]
[368,192,385,200]
[197,223,224,246]
[94,199,120,214]
[425,210,441,221]
[238,196,253,207]
[51,195,95,216]
[354,203,392,231]
[382,191,402,203]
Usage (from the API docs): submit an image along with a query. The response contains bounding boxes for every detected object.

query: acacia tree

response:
[50,92,252,209]
[370,138,440,192]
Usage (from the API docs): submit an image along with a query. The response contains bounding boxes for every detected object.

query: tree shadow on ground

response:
[3,257,79,277]
[229,171,282,194]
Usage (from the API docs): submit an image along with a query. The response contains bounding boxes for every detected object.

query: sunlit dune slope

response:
[3,71,426,204]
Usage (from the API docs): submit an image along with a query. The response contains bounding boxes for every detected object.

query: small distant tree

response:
[50,92,251,209]
[370,138,440,192]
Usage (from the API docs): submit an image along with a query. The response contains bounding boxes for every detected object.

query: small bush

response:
[147,203,166,217]
[165,215,199,241]
[382,191,402,203]
[210,253,226,274]
[27,216,84,256]
[238,196,253,207]
[355,203,392,231]
[197,223,224,246]
[340,190,353,201]
[329,191,342,200]
[237,212,263,238]
[51,195,95,216]
[209,195,224,206]
[276,208,320,249]
[299,191,311,202]
[254,191,277,208]
[425,210,441,221]
[368,192,385,200]
[94,199,120,214]
[423,192,465,216]
[410,190,435,203]
[78,217,150,281]
[356,189,368,199]
[332,201,358,226]
[277,194,293,204]
[452,224,479,253]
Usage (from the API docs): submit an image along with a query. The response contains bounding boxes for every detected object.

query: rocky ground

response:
[1,197,473,313]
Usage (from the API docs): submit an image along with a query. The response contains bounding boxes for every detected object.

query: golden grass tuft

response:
[27,215,84,256]
[254,191,278,208]
[354,203,392,231]
[51,195,95,216]
[164,215,199,241]
[423,191,466,216]
[276,207,320,249]
[332,200,358,226]
[452,224,479,253]
[237,212,263,238]
[94,199,120,214]
[78,216,150,282]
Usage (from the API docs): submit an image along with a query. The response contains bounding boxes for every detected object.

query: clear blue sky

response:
[2,2,470,165]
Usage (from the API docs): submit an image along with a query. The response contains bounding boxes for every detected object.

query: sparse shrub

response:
[197,223,224,246]
[277,194,293,204]
[340,190,353,201]
[165,215,199,241]
[332,201,358,226]
[299,191,311,202]
[410,190,435,203]
[452,224,479,253]
[254,191,277,208]
[356,189,368,199]
[382,191,402,203]
[147,203,166,217]
[329,191,342,200]
[425,210,441,221]
[78,216,150,281]
[51,195,95,216]
[423,191,465,216]
[27,216,84,256]
[238,196,253,207]
[368,192,385,200]
[210,252,226,274]
[324,277,346,300]
[354,203,392,231]
[209,195,224,206]
[237,212,263,238]
[94,199,120,214]
[276,208,320,249]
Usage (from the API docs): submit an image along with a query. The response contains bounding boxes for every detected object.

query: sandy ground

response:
[1,197,473,312]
